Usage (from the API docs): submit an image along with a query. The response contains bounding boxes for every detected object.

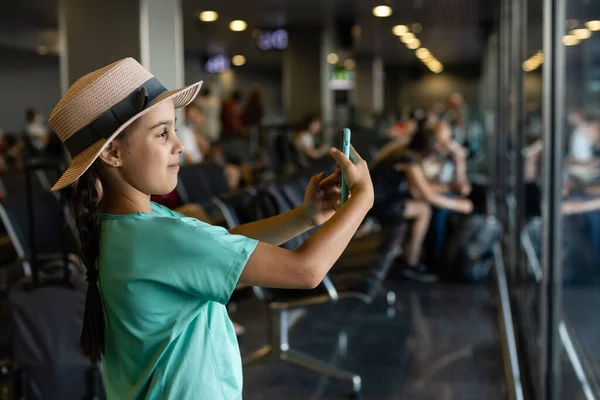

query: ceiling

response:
[183,0,500,67]
[0,0,501,68]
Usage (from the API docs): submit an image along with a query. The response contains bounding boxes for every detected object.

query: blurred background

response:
[0,0,599,399]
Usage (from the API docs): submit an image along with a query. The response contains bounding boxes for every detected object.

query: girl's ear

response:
[98,141,122,168]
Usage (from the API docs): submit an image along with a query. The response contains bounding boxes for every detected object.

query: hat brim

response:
[51,81,203,191]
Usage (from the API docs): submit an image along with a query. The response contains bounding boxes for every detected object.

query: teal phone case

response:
[340,128,351,206]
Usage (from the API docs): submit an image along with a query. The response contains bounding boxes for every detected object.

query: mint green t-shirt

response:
[98,202,258,399]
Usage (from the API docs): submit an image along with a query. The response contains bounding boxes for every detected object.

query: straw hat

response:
[49,57,203,191]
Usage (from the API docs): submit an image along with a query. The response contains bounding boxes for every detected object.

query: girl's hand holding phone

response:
[321,146,374,206]
[303,146,373,226]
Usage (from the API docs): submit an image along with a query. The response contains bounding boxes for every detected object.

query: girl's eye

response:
[158,130,168,139]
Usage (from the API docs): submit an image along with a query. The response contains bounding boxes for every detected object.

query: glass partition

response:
[502,0,600,397]
[560,0,600,397]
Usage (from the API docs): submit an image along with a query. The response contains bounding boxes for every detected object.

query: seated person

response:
[0,132,24,173]
[370,121,473,282]
[178,105,206,166]
[420,122,471,196]
[292,113,329,168]
[186,106,245,189]
[24,108,50,154]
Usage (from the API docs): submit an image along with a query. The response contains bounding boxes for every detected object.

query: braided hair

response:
[72,161,104,363]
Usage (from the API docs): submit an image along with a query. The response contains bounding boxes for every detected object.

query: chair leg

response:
[242,345,272,366]
[281,348,362,393]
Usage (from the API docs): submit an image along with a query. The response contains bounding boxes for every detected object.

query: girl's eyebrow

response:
[148,119,174,130]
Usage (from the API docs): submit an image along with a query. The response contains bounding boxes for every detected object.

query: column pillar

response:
[59,0,183,92]
[283,28,334,128]
[353,56,385,126]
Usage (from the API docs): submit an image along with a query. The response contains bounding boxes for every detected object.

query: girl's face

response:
[102,100,184,196]
[309,119,322,134]
[433,123,453,155]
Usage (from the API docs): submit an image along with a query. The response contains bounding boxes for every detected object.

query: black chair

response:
[0,169,81,283]
[176,162,230,204]
[8,284,104,400]
[1,167,103,399]
[175,162,231,221]
[211,187,258,229]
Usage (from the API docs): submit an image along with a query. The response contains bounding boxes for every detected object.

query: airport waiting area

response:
[0,0,599,399]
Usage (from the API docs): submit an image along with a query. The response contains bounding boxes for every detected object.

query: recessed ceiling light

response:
[562,34,579,46]
[327,53,339,64]
[411,23,422,33]
[344,59,355,70]
[416,48,430,59]
[407,39,421,49]
[392,25,409,36]
[586,20,600,31]
[571,28,591,40]
[199,11,218,22]
[229,20,247,32]
[401,33,415,43]
[372,5,392,17]
[232,55,246,66]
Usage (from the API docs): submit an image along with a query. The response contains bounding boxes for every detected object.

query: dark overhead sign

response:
[256,29,288,51]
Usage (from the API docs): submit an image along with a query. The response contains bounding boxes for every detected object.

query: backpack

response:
[444,215,502,282]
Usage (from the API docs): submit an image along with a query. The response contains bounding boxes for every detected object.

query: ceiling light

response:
[232,55,246,66]
[392,25,409,36]
[199,11,218,22]
[344,59,355,70]
[327,53,339,64]
[36,46,49,55]
[407,39,421,49]
[571,28,591,40]
[586,20,600,31]
[229,20,247,32]
[562,34,579,46]
[416,48,430,59]
[411,23,422,33]
[372,5,392,17]
[401,33,415,43]
[432,66,443,73]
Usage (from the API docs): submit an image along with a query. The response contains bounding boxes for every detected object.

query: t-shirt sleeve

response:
[153,217,258,304]
[294,133,314,152]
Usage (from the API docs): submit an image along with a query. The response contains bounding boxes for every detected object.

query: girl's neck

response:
[100,187,152,215]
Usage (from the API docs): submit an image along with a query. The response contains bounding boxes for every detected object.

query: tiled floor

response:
[0,280,507,399]
[235,282,507,400]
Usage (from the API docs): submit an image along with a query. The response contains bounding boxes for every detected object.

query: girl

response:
[370,120,473,282]
[49,58,374,399]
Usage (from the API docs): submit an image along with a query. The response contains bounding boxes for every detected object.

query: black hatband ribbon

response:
[63,77,167,158]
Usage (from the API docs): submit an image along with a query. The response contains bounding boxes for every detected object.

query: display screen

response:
[256,29,288,51]
[203,54,230,74]
[329,68,354,90]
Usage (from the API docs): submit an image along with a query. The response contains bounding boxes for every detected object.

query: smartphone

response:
[340,128,351,206]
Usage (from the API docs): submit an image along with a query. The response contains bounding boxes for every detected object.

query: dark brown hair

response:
[71,126,134,363]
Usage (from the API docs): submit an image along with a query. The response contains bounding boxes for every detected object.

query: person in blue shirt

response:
[48,58,374,399]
